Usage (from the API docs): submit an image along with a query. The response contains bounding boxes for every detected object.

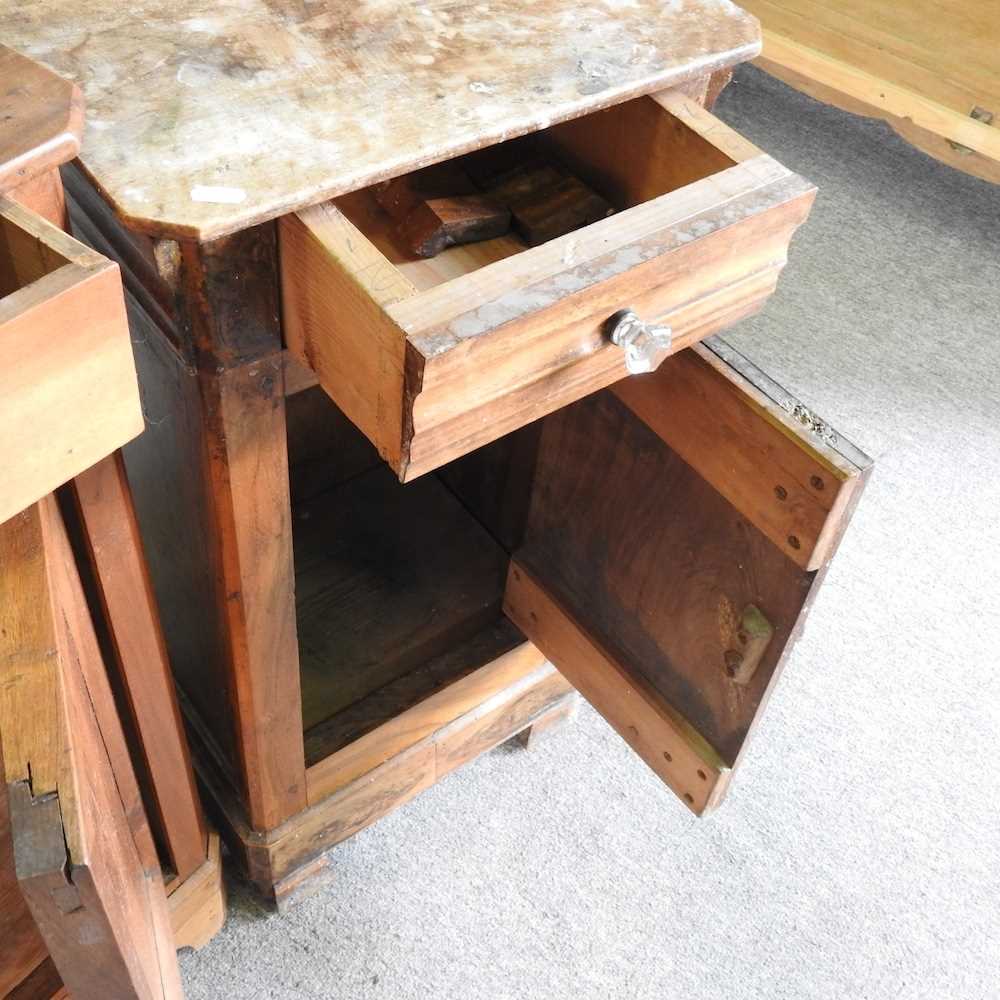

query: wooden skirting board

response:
[740,0,1000,183]
[188,659,577,910]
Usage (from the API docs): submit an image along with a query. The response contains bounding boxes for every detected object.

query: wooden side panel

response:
[72,453,208,880]
[0,498,181,999]
[279,203,410,470]
[508,345,869,806]
[121,299,243,789]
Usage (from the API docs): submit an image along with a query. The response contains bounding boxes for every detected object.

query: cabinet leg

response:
[516,692,580,749]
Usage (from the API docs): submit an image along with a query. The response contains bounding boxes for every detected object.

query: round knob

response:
[605,309,673,375]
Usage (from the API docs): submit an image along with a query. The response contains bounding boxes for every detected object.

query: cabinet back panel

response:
[295,465,508,735]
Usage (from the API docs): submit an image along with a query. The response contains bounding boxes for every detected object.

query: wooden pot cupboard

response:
[0,47,224,999]
[1,1,870,908]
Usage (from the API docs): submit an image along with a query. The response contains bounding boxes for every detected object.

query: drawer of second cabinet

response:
[279,88,815,482]
[0,197,139,524]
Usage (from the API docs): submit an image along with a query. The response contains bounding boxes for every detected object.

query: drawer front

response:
[280,90,816,481]
[503,338,870,814]
[0,198,140,523]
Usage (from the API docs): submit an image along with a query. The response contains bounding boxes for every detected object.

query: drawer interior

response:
[287,338,867,813]
[0,204,74,295]
[333,92,752,293]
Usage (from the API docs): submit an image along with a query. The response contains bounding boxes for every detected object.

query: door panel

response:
[504,338,870,813]
[0,496,182,999]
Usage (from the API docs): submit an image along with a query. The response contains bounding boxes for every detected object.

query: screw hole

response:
[529,610,537,622]
[683,793,694,805]
[788,535,802,550]
[697,769,707,781]
[810,475,825,491]
[724,649,743,676]
[663,750,673,762]
[774,485,788,501]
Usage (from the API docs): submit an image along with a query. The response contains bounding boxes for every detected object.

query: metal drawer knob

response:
[606,309,673,374]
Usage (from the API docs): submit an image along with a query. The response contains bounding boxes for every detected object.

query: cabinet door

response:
[504,338,870,814]
[0,495,182,999]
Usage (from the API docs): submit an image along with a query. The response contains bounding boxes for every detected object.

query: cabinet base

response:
[189,662,577,909]
[166,831,227,952]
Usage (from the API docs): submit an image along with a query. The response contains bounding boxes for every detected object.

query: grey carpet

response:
[179,65,1000,1000]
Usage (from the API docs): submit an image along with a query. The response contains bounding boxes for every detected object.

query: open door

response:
[504,337,870,813]
[0,495,183,999]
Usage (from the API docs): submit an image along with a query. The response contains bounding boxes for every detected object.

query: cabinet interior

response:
[288,386,535,767]
[0,211,71,298]
[287,346,818,774]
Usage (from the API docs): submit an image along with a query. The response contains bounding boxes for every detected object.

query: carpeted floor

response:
[179,66,1000,1000]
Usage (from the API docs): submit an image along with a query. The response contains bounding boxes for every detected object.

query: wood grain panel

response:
[1,497,182,999]
[741,0,1000,175]
[120,297,242,784]
[613,343,861,570]
[507,342,870,809]
[279,202,409,471]
[515,389,811,766]
[72,453,208,880]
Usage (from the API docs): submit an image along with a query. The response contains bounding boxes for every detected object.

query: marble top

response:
[1,1,759,239]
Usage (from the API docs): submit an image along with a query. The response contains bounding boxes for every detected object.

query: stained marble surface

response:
[1,1,759,238]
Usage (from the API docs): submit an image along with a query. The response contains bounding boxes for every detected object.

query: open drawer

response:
[0,197,139,523]
[279,90,817,482]
[287,335,869,819]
